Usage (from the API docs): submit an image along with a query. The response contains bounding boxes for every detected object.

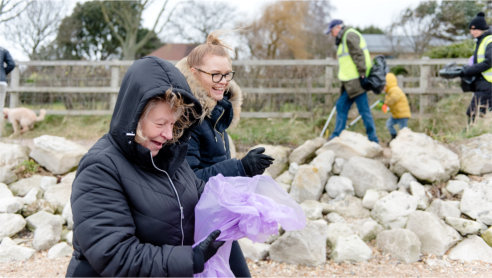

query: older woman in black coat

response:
[66,56,224,277]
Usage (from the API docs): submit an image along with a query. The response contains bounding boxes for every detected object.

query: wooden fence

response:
[5,58,468,119]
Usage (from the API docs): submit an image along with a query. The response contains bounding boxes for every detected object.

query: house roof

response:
[148,43,198,61]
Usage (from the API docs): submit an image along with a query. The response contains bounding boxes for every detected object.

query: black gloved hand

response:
[240,147,275,177]
[459,66,466,77]
[192,230,224,274]
[359,76,371,90]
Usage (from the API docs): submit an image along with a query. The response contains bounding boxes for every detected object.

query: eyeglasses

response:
[195,68,235,83]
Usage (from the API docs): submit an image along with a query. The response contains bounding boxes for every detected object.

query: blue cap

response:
[325,19,343,34]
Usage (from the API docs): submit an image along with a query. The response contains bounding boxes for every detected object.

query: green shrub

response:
[390,65,409,76]
[425,40,474,58]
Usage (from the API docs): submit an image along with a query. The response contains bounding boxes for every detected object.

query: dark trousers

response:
[466,90,492,122]
[229,240,251,277]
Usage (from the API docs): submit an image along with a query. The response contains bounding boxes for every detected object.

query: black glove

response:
[359,76,371,90]
[459,66,465,77]
[240,147,274,177]
[192,230,224,274]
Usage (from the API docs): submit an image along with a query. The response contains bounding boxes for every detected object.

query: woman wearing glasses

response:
[176,32,274,277]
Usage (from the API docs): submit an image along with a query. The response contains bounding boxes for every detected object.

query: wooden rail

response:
[4,58,468,118]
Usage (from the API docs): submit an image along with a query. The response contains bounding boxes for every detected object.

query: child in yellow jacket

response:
[384,73,411,140]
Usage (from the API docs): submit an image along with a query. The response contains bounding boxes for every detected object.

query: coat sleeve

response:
[186,131,246,182]
[463,42,492,76]
[385,88,402,107]
[346,32,366,77]
[4,50,15,75]
[71,161,194,277]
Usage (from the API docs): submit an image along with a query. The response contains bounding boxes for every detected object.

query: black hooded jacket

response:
[174,58,245,182]
[463,30,492,93]
[67,57,204,277]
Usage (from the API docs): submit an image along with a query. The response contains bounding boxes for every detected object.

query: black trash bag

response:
[366,55,388,94]
[439,62,463,79]
[439,63,476,92]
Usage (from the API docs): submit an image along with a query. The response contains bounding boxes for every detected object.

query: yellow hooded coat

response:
[384,73,411,119]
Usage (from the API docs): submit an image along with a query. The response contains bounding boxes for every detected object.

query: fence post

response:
[9,66,20,108]
[419,61,430,127]
[306,75,313,112]
[110,66,119,111]
[324,65,333,113]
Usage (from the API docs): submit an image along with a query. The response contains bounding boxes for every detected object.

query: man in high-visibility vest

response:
[460,12,492,123]
[325,19,379,143]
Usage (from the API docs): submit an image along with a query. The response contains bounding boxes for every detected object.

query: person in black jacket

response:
[461,12,492,123]
[1,46,16,137]
[66,56,224,277]
[176,32,274,277]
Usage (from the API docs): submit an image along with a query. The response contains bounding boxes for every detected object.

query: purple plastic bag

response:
[193,174,306,277]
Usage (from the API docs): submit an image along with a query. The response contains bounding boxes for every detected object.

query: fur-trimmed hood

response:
[175,57,243,128]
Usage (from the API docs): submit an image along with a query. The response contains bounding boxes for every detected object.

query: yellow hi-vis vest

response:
[476,35,492,82]
[337,28,372,81]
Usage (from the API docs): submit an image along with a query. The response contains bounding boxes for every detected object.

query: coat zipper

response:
[149,153,185,246]
[213,109,226,151]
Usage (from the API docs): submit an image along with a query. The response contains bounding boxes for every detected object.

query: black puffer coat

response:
[462,30,492,94]
[0,47,15,82]
[67,57,204,277]
[175,58,245,182]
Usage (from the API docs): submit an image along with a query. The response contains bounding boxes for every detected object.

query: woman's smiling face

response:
[193,54,232,101]
[135,101,177,157]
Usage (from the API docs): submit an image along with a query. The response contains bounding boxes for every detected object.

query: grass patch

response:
[2,115,111,141]
[2,93,491,151]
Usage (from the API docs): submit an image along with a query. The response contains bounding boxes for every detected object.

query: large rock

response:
[0,213,26,238]
[258,144,291,178]
[425,199,461,219]
[44,171,75,213]
[309,150,335,185]
[29,135,87,174]
[406,211,462,256]
[376,228,421,263]
[238,238,269,262]
[448,235,492,263]
[289,137,325,165]
[460,180,492,225]
[389,128,459,183]
[322,195,370,219]
[0,237,35,262]
[269,220,328,266]
[290,165,323,203]
[371,191,418,229]
[458,134,492,175]
[8,174,45,197]
[341,156,398,197]
[331,234,372,263]
[444,217,487,236]
[0,142,29,184]
[316,130,382,160]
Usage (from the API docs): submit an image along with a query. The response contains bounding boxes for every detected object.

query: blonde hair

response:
[186,31,232,68]
[135,89,199,144]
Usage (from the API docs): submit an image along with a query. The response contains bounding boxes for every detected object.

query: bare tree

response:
[387,1,488,57]
[0,0,30,23]
[100,0,176,60]
[4,0,65,59]
[235,1,333,59]
[167,0,238,44]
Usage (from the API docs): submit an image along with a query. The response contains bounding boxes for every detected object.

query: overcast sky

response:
[2,0,423,61]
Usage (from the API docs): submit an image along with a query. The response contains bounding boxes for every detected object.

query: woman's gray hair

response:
[135,88,199,144]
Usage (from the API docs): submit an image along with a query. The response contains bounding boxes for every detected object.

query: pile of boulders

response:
[1,129,492,266]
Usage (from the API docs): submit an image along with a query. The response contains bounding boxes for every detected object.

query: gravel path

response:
[1,247,491,277]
